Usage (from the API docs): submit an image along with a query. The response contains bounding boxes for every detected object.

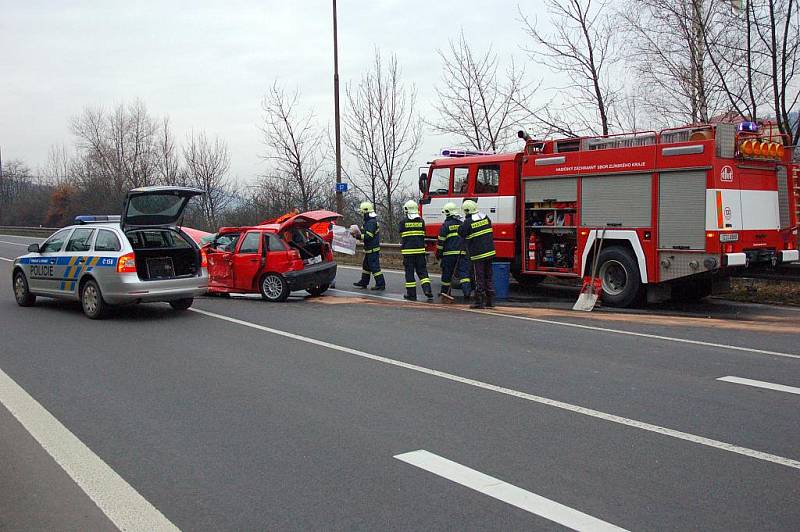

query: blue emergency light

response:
[737,121,759,133]
[74,215,121,224]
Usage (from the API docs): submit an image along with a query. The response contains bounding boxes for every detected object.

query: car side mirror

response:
[418,173,428,193]
[28,243,40,253]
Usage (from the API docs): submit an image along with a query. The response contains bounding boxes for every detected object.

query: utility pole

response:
[332,0,344,214]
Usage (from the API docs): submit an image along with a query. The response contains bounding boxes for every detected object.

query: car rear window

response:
[94,230,121,252]
[127,230,191,249]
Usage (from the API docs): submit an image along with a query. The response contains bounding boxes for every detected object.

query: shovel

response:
[573,229,606,312]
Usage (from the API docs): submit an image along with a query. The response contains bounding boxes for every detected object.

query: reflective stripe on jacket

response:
[437,216,465,256]
[399,216,426,255]
[361,214,380,254]
[458,213,496,261]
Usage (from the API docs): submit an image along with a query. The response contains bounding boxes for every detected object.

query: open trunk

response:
[126,229,201,281]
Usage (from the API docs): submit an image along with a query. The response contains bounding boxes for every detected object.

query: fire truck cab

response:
[420,124,799,307]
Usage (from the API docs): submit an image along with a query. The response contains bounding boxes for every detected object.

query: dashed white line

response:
[395,450,628,531]
[0,367,179,531]
[190,307,800,470]
[328,288,800,360]
[717,376,800,396]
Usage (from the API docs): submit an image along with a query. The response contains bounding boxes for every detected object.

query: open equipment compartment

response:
[126,229,201,281]
[523,177,579,274]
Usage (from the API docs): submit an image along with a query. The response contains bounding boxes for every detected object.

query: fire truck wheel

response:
[596,247,643,308]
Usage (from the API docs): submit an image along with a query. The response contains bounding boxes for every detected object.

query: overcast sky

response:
[1,1,542,185]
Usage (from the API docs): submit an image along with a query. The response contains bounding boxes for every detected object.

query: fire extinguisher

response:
[528,233,538,261]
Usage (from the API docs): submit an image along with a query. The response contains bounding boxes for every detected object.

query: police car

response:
[11,186,209,319]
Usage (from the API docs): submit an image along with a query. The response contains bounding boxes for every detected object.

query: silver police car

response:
[12,186,209,319]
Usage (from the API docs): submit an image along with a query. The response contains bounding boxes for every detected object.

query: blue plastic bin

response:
[492,261,510,300]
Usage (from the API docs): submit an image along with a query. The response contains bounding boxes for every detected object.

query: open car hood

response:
[277,210,340,232]
[121,186,204,230]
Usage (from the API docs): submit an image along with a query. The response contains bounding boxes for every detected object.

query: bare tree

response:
[619,0,736,125]
[520,0,619,136]
[344,49,422,239]
[154,117,183,185]
[260,82,328,211]
[183,130,232,229]
[69,100,159,200]
[431,31,532,151]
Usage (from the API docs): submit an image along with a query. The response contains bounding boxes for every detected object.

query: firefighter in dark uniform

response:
[352,201,385,290]
[436,202,472,301]
[399,199,433,301]
[458,200,496,308]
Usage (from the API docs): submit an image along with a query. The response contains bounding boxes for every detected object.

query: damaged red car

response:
[204,210,339,302]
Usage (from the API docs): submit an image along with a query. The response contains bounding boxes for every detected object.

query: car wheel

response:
[80,279,107,319]
[306,283,330,296]
[260,273,290,302]
[169,298,194,311]
[596,247,643,308]
[13,271,36,307]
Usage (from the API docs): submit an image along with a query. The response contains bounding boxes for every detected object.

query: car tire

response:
[80,279,107,319]
[596,247,643,308]
[169,298,194,311]
[260,273,290,302]
[13,271,36,307]
[306,283,330,297]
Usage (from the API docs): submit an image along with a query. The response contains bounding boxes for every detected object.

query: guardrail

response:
[0,226,57,238]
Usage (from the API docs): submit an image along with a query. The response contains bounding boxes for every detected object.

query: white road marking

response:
[328,288,800,360]
[717,376,800,396]
[395,450,628,531]
[0,367,179,531]
[190,307,800,470]
[0,257,12,262]
[0,240,28,246]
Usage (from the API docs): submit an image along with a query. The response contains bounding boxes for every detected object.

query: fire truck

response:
[419,123,800,307]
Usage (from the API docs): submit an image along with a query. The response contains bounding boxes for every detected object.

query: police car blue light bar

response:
[74,215,121,224]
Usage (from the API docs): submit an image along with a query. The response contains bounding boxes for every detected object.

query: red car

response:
[205,210,339,302]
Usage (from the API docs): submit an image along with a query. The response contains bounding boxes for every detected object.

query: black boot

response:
[403,294,417,301]
[371,285,385,291]
[424,289,434,301]
[353,282,368,288]
[470,295,485,309]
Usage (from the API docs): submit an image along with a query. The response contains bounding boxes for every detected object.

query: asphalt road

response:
[1,234,799,531]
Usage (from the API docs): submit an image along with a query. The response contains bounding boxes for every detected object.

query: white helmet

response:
[462,199,478,215]
[403,200,418,215]
[442,202,459,217]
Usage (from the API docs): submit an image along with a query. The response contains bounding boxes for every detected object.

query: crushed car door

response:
[205,232,240,289]
[233,231,263,291]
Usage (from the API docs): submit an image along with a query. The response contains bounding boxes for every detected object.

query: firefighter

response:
[352,201,385,290]
[458,199,496,308]
[399,199,433,301]
[436,202,472,301]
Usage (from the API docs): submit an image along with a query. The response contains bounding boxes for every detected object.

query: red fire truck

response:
[419,123,799,307]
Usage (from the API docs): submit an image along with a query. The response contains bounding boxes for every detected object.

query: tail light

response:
[117,252,137,273]
[200,248,208,268]
[290,250,302,261]
[724,244,734,254]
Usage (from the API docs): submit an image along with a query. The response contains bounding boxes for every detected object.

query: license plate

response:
[719,233,739,242]
[305,255,322,265]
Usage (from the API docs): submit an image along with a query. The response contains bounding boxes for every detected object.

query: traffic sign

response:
[335,183,348,193]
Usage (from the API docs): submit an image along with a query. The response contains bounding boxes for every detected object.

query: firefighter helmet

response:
[441,202,459,216]
[358,201,374,214]
[403,200,418,215]
[462,199,478,215]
